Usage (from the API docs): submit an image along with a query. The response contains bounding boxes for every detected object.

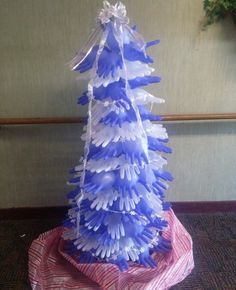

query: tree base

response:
[28,209,194,290]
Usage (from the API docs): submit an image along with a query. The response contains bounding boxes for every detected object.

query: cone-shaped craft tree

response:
[63,1,174,271]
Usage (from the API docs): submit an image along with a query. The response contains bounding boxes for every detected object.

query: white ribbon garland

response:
[67,1,165,246]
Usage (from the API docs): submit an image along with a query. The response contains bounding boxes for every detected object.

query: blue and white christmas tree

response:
[63,1,173,272]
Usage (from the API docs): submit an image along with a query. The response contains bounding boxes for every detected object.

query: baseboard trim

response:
[1,201,235,220]
[172,201,236,214]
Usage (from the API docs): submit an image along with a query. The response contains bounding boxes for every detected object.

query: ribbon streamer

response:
[70,1,146,71]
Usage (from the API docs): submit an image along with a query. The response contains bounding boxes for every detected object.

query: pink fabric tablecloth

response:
[29,209,194,290]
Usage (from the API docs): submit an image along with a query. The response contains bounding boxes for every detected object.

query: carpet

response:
[0,212,235,290]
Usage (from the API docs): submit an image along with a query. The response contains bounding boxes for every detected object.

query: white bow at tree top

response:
[98,1,129,24]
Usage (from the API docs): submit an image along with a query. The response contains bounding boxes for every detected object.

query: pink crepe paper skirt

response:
[28,209,194,290]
